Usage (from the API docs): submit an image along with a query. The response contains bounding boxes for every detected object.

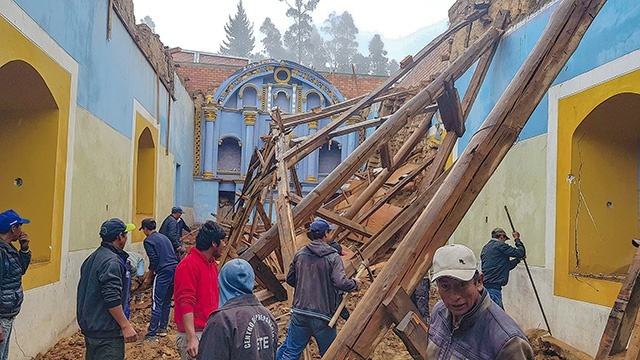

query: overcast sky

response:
[132,0,457,54]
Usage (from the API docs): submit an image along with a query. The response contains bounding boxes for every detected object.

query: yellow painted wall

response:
[0,17,70,288]
[156,148,177,224]
[131,114,158,243]
[69,108,135,250]
[455,135,547,266]
[556,70,640,306]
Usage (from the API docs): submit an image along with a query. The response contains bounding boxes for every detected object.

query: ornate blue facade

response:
[193,60,358,223]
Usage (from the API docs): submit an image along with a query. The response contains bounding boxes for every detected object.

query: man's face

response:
[211,237,227,259]
[172,212,181,219]
[113,232,128,249]
[6,225,23,242]
[436,275,483,317]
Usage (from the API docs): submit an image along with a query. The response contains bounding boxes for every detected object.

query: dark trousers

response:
[147,267,175,336]
[85,336,124,360]
[276,313,337,359]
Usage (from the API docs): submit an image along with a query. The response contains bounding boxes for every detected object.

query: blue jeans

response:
[276,313,336,359]
[0,317,14,360]
[147,268,175,336]
[486,287,504,309]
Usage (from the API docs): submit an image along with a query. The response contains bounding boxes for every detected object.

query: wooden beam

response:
[597,246,640,358]
[379,144,393,170]
[325,0,608,357]
[246,250,287,302]
[383,287,428,360]
[289,116,390,145]
[289,194,375,238]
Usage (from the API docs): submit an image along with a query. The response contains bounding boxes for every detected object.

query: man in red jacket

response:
[173,221,226,360]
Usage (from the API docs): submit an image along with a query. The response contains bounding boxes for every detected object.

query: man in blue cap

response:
[77,218,138,359]
[198,259,277,359]
[159,206,190,257]
[0,209,31,360]
[276,218,358,359]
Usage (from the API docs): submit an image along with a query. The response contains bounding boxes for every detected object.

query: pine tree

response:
[219,0,255,58]
[322,11,360,73]
[368,34,389,76]
[259,18,290,60]
[280,0,319,65]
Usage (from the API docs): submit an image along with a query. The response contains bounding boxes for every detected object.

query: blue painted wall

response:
[457,0,640,151]
[14,0,195,209]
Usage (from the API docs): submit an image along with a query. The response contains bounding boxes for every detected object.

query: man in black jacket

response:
[159,207,189,256]
[0,209,31,360]
[480,227,526,309]
[198,259,277,360]
[77,218,138,359]
[276,218,358,359]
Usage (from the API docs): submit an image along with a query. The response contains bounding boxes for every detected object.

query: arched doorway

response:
[0,60,59,265]
[133,118,158,242]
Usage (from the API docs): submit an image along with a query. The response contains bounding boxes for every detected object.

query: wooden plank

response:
[247,250,287,302]
[289,116,390,145]
[325,0,607,357]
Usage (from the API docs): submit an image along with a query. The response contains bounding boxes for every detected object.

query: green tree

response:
[322,11,360,73]
[219,0,255,58]
[259,17,290,60]
[280,0,319,65]
[368,34,389,75]
[389,59,400,74]
[306,27,328,71]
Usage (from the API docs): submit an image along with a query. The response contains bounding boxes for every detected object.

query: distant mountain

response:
[356,18,449,62]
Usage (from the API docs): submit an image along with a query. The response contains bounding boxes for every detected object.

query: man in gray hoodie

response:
[197,259,277,359]
[276,218,358,359]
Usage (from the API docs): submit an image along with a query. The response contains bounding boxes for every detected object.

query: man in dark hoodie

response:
[198,259,277,360]
[276,218,358,359]
[77,218,138,359]
[140,218,178,341]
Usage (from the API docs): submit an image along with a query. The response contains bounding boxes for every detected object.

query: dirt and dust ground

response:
[37,272,569,359]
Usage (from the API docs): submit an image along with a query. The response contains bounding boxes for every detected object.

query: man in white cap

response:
[428,244,533,360]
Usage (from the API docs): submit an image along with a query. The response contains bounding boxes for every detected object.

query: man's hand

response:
[0,326,3,342]
[142,273,153,289]
[18,232,30,251]
[186,334,199,357]
[515,238,524,247]
[512,231,520,240]
[122,324,137,343]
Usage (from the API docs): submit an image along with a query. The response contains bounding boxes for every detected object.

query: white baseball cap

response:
[431,244,478,282]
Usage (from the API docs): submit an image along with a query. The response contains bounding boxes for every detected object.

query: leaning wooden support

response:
[324,0,609,357]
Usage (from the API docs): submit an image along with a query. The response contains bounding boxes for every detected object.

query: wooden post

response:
[324,0,608,357]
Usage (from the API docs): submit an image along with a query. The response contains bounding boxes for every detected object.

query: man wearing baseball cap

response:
[0,210,32,360]
[159,206,190,257]
[480,227,526,309]
[77,218,138,359]
[277,218,358,359]
[139,218,178,341]
[428,244,533,359]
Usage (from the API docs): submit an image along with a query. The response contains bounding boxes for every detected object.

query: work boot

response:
[157,329,168,337]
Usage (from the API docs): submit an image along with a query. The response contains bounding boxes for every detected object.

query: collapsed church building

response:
[2,0,640,358]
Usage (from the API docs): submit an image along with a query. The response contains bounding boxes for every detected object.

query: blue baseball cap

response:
[172,206,183,214]
[99,218,136,241]
[310,218,336,232]
[0,210,30,233]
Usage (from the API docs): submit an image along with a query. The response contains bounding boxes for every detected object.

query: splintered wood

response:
[212,0,613,358]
